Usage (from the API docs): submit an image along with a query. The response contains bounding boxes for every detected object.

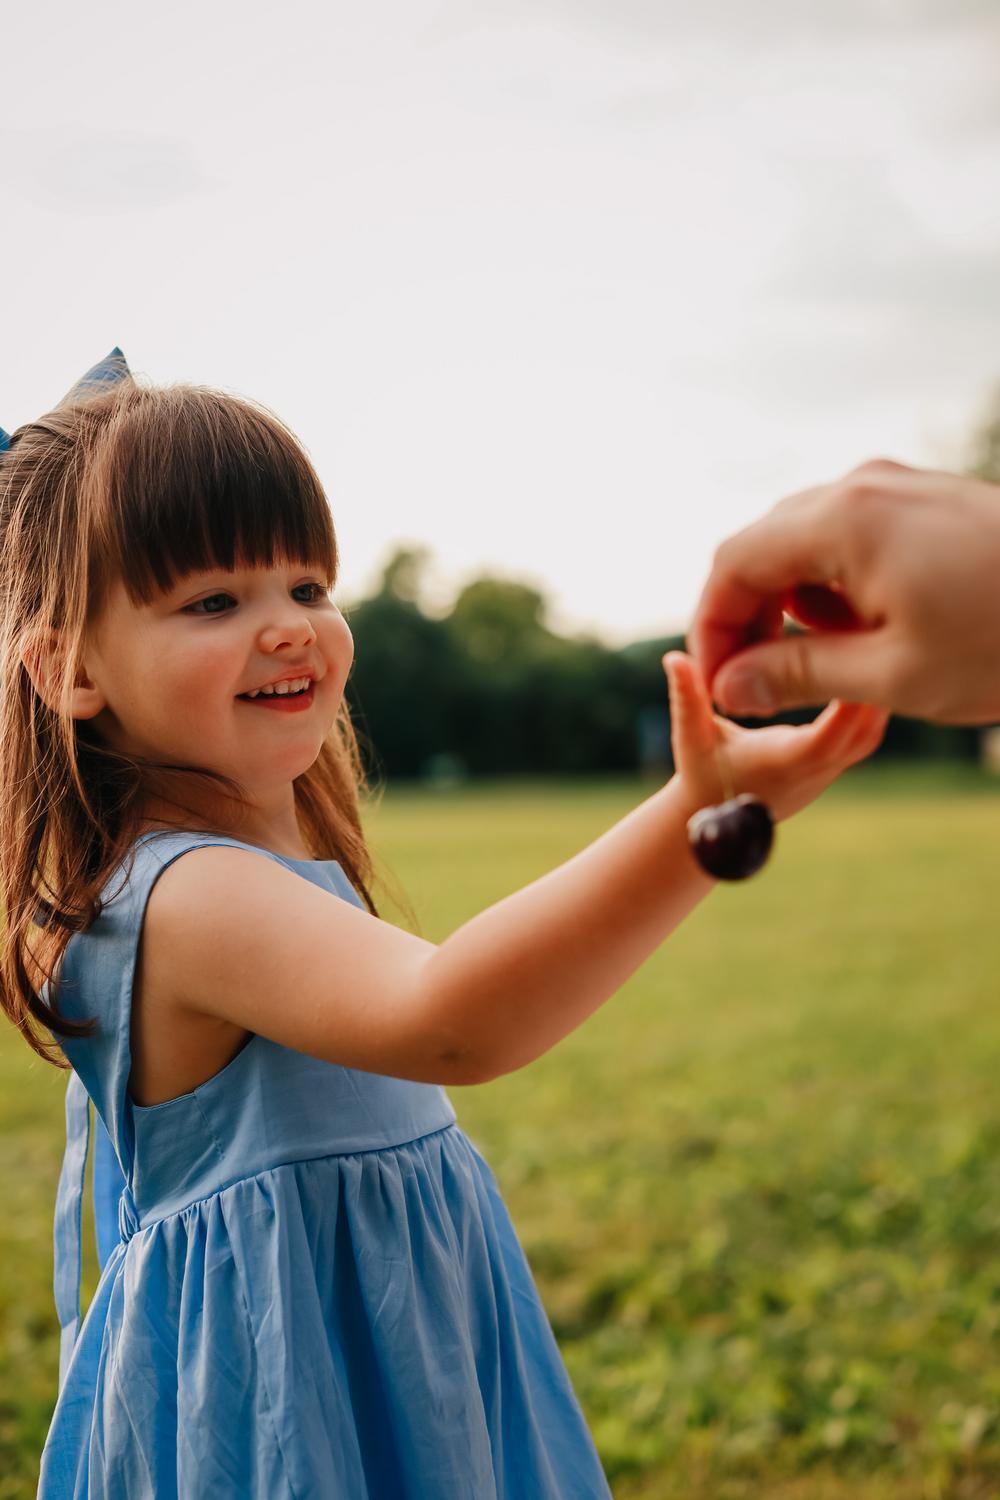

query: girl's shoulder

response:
[110,829,321,1108]
[131,832,466,1086]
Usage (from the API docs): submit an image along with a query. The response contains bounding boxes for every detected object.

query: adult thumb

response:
[711,631,885,716]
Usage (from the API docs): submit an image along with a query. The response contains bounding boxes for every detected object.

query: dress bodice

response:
[52,829,454,1378]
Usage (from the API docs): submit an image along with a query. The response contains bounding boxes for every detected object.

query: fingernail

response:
[720,668,775,715]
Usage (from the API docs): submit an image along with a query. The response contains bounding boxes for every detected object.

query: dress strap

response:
[53,1070,127,1390]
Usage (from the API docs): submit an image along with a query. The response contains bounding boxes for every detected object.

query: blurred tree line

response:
[342,547,674,782]
[342,397,1000,783]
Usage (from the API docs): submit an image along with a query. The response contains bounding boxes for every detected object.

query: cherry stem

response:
[714,726,735,803]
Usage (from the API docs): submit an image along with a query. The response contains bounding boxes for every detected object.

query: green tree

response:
[378,545,434,605]
[341,547,460,780]
[447,578,551,672]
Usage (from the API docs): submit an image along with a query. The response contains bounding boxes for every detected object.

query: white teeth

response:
[245,675,311,699]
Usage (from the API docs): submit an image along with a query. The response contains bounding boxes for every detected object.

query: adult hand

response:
[688,459,1000,725]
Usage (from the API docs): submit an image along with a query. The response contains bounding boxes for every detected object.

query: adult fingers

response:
[711,628,895,717]
[689,484,842,683]
[784,583,868,633]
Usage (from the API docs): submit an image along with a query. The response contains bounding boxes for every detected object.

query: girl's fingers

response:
[799,700,887,768]
[843,706,890,764]
[664,651,717,761]
[667,646,889,801]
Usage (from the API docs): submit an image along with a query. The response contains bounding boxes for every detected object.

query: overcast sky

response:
[2,0,999,645]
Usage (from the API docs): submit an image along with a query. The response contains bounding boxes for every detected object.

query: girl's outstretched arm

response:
[414,654,886,1080]
[418,771,713,1080]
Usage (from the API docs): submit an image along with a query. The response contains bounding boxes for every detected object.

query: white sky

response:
[2,0,999,645]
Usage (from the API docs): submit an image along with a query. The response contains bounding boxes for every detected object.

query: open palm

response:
[665,651,888,823]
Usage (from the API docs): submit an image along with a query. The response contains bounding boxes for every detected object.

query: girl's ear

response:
[21,628,106,720]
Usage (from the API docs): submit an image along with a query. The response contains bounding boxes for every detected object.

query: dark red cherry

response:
[687,793,774,881]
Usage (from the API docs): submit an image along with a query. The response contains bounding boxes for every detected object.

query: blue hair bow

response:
[0,346,131,453]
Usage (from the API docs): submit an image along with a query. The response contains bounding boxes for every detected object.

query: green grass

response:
[4,763,1000,1498]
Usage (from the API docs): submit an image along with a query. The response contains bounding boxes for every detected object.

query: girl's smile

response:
[237,681,316,712]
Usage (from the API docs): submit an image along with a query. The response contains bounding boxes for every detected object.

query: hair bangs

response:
[96,387,338,609]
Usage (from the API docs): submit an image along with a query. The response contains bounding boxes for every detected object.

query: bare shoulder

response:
[138,844,459,1084]
[140,844,339,1014]
[132,849,281,1106]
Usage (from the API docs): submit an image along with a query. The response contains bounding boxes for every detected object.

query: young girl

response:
[1,350,887,1499]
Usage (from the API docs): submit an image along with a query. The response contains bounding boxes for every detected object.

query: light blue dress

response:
[37,829,612,1498]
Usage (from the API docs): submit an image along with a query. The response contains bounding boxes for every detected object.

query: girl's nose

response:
[258,614,318,651]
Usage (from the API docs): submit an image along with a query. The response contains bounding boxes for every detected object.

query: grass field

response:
[2,763,1000,1498]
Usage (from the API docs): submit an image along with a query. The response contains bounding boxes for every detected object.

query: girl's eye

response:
[184,583,328,615]
[185,591,232,615]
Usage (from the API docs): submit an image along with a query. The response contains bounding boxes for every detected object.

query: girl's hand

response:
[664,650,889,823]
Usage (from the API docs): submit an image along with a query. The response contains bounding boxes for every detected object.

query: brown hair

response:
[0,375,391,1068]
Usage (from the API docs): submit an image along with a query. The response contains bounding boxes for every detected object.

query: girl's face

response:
[79,560,354,806]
